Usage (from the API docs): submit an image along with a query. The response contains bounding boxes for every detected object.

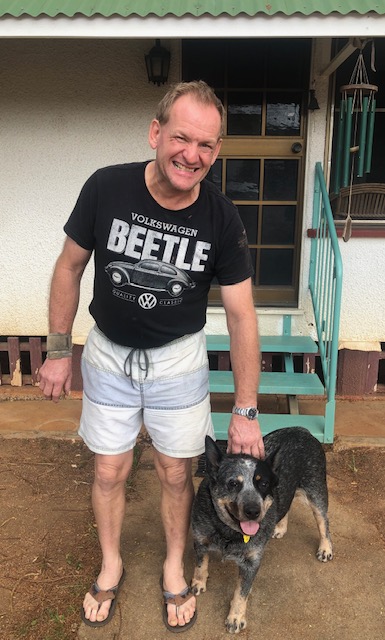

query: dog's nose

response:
[243,504,260,520]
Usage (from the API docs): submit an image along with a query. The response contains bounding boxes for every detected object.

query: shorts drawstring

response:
[124,348,150,383]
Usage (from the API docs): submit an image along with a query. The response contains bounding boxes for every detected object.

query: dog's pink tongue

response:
[240,521,260,536]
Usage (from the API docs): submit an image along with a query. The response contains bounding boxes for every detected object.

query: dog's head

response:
[204,436,278,538]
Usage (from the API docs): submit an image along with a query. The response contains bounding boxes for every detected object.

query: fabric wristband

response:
[46,333,73,359]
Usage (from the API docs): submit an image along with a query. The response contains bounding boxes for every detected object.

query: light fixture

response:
[308,89,320,111]
[145,39,171,86]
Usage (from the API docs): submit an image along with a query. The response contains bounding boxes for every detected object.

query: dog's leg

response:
[226,554,261,634]
[272,512,289,538]
[226,576,249,634]
[191,544,210,595]
[310,503,333,562]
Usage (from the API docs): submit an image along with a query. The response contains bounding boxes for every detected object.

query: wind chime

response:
[333,43,377,241]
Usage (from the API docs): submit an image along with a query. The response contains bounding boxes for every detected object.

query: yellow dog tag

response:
[243,535,250,544]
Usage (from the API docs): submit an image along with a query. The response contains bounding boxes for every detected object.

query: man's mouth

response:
[173,161,198,173]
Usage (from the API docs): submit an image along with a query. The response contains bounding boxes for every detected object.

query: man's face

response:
[148,94,222,196]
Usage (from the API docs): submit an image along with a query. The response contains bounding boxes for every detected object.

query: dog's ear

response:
[204,436,223,477]
[264,447,281,474]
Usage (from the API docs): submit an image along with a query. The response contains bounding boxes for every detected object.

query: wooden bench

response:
[330,183,385,220]
[206,315,326,442]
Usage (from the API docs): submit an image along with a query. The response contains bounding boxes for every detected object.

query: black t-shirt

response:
[64,162,253,348]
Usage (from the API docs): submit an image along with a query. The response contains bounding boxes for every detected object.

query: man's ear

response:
[148,119,160,150]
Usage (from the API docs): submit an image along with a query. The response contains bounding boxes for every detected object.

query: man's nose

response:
[182,142,200,164]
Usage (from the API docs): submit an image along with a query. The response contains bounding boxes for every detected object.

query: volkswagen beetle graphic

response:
[105,259,196,297]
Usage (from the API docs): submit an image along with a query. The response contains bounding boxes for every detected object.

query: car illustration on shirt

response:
[105,259,196,297]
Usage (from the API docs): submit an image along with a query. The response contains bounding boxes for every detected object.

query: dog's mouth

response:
[240,521,260,536]
[224,506,260,537]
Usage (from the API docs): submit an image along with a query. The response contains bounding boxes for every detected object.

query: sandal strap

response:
[163,586,194,608]
[89,582,117,604]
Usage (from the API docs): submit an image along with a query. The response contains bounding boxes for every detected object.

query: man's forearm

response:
[48,249,87,335]
[228,314,260,407]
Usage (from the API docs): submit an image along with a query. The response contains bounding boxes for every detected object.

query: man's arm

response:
[220,278,264,458]
[39,237,92,402]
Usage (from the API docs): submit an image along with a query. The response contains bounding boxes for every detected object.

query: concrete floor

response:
[1,387,384,448]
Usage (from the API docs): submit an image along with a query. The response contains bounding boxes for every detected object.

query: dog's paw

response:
[272,514,288,539]
[225,615,247,634]
[190,577,207,596]
[316,540,333,562]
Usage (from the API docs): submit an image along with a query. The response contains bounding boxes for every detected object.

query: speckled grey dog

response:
[191,428,333,634]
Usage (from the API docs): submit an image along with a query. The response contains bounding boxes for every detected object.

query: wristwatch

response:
[232,406,259,420]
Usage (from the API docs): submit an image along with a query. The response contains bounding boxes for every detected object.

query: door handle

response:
[291,143,302,154]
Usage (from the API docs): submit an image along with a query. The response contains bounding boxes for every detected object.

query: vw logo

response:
[138,293,157,309]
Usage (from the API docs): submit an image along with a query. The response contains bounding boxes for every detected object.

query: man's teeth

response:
[174,162,196,172]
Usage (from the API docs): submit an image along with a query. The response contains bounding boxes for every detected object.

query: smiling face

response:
[148,94,222,201]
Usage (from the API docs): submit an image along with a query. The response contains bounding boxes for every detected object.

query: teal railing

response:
[309,162,343,442]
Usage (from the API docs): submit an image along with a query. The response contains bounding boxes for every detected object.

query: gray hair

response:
[155,80,225,138]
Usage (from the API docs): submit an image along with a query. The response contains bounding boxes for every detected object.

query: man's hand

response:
[227,414,265,459]
[38,358,72,403]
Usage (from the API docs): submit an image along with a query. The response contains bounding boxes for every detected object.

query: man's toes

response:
[96,600,112,622]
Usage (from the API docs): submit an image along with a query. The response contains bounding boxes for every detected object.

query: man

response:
[38,80,264,632]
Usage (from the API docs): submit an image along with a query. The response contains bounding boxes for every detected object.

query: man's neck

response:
[144,161,200,211]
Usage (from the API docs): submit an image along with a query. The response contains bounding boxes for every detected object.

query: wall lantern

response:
[145,39,171,86]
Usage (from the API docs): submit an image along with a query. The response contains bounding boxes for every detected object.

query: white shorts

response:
[78,326,214,458]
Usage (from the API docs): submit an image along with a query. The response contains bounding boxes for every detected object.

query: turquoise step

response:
[209,370,325,396]
[211,412,326,442]
[206,334,318,354]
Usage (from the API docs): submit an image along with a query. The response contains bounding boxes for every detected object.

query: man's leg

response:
[153,450,196,629]
[82,451,133,624]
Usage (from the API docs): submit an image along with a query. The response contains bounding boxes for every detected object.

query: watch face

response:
[247,408,257,419]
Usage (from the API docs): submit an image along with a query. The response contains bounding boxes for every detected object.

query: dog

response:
[191,427,333,633]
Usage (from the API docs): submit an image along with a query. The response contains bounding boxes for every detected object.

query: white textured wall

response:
[1,38,384,346]
[0,38,180,342]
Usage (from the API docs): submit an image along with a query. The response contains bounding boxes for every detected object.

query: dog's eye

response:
[227,479,241,491]
[258,479,270,490]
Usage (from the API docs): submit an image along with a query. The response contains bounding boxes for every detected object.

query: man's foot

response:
[81,566,125,627]
[161,570,197,631]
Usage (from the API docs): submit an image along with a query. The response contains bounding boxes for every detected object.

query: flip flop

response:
[81,568,126,628]
[160,575,197,633]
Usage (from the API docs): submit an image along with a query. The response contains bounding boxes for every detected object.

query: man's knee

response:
[94,451,133,488]
[154,454,192,493]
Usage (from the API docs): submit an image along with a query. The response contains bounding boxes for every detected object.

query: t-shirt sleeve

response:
[63,173,98,251]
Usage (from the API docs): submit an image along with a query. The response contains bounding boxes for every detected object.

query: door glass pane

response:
[226,159,260,201]
[182,40,226,87]
[260,249,294,285]
[264,160,298,200]
[227,39,267,88]
[266,92,301,136]
[227,92,262,135]
[238,205,259,244]
[265,41,311,88]
[261,206,296,244]
[207,159,223,191]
